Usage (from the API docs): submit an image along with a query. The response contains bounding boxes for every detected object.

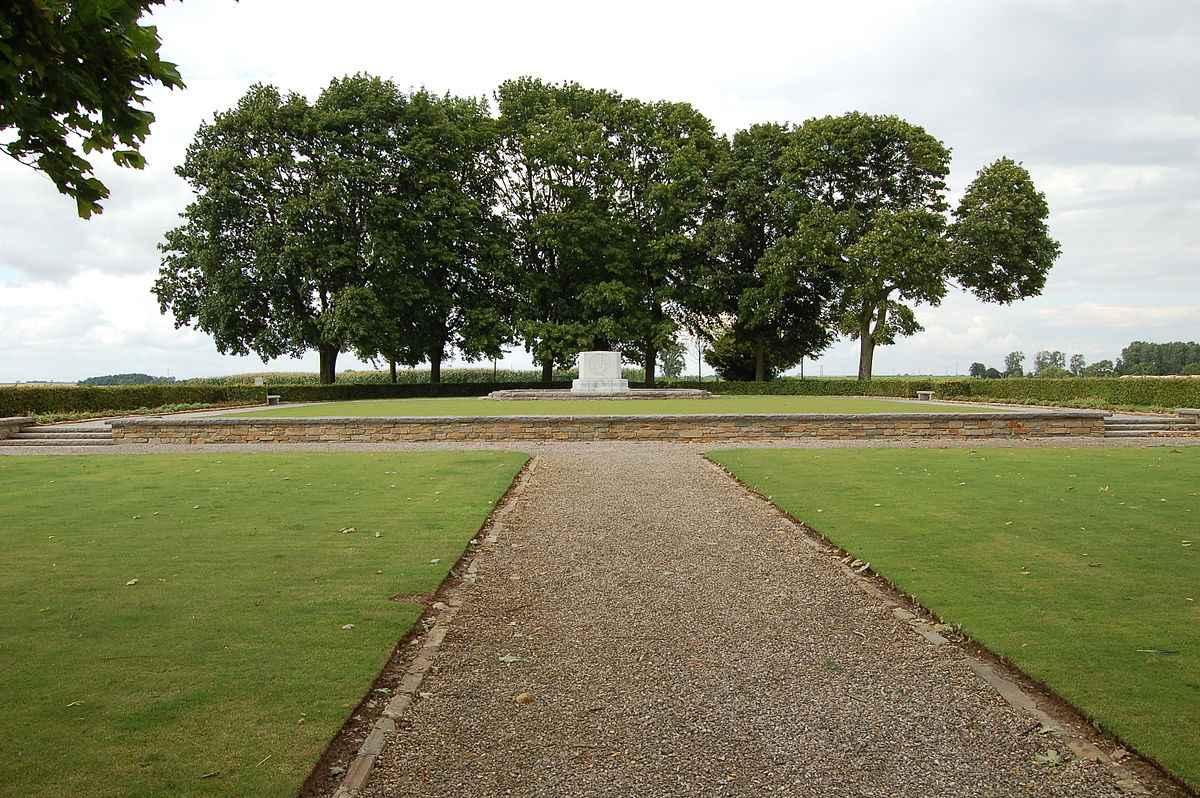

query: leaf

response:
[1034,749,1065,766]
[339,527,356,534]
[125,578,138,586]
[498,653,522,663]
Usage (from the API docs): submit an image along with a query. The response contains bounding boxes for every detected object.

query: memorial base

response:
[571,378,630,395]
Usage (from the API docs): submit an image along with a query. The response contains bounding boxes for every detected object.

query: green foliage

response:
[1004,350,1025,377]
[656,337,688,379]
[77,373,175,386]
[1033,349,1067,375]
[703,328,809,381]
[179,367,644,386]
[698,122,834,381]
[0,384,263,416]
[949,157,1059,304]
[711,447,1200,790]
[495,78,721,383]
[1117,341,1200,375]
[155,76,506,384]
[1036,364,1071,378]
[782,113,954,380]
[0,451,526,796]
[0,0,185,217]
[968,362,987,378]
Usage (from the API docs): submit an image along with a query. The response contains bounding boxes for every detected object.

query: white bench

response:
[916,390,935,402]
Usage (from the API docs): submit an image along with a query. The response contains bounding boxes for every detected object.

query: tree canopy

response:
[0,0,186,217]
[155,77,1060,383]
[155,76,506,383]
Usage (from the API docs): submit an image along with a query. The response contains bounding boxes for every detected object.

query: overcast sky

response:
[1,0,1196,381]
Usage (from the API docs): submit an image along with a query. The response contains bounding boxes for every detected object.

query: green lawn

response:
[0,451,527,798]
[230,395,1002,418]
[708,447,1199,789]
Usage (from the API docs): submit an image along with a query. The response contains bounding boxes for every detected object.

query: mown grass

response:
[708,447,1200,790]
[230,395,1002,418]
[0,451,527,798]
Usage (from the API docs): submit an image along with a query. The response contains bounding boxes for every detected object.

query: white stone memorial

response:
[571,351,630,395]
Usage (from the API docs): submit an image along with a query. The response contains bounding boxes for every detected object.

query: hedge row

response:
[0,385,266,416]
[675,376,1200,407]
[183,367,647,386]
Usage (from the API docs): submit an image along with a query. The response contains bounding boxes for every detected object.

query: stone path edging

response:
[330,455,540,798]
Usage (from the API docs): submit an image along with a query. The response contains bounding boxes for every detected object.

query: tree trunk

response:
[541,359,554,384]
[389,359,397,384]
[318,344,338,384]
[754,336,767,382]
[429,344,443,384]
[643,342,657,387]
[857,334,874,382]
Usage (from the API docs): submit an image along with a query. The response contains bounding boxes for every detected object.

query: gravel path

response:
[360,443,1140,797]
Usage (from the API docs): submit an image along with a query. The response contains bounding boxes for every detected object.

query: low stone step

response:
[12,431,114,439]
[1103,428,1199,437]
[1103,423,1197,431]
[0,437,113,446]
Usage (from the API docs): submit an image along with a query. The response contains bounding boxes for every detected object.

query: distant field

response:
[710,446,1200,790]
[0,451,526,798]
[228,396,1004,418]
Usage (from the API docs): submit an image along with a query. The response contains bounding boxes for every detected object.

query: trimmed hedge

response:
[183,367,647,386]
[663,376,1200,408]
[0,385,266,416]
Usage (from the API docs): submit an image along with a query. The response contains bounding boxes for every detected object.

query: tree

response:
[696,123,834,381]
[1,0,186,217]
[1033,350,1066,375]
[777,115,1059,381]
[605,97,722,385]
[1004,350,1025,377]
[704,327,808,381]
[496,78,626,383]
[1080,359,1115,377]
[157,77,500,383]
[348,88,510,383]
[984,367,1002,379]
[781,113,954,381]
[1116,341,1200,375]
[1038,364,1071,378]
[968,362,987,378]
[656,336,687,379]
[1069,353,1086,375]
[948,157,1060,304]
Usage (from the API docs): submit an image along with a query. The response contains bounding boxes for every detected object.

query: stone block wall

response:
[110,411,1108,445]
[0,417,34,439]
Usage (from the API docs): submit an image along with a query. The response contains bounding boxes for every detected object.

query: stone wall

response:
[110,411,1107,445]
[0,417,34,439]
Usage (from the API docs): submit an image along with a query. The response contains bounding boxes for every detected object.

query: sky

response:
[1,0,1197,382]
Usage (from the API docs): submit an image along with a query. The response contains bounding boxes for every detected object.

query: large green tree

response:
[496,77,625,382]
[341,88,510,382]
[696,123,835,381]
[156,76,505,383]
[606,97,722,385]
[781,114,1059,380]
[0,0,186,217]
[782,113,953,381]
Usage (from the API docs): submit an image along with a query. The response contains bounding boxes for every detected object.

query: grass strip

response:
[230,395,1005,418]
[0,451,527,798]
[708,446,1199,790]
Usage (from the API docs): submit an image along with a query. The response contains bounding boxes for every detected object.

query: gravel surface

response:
[360,443,1139,797]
